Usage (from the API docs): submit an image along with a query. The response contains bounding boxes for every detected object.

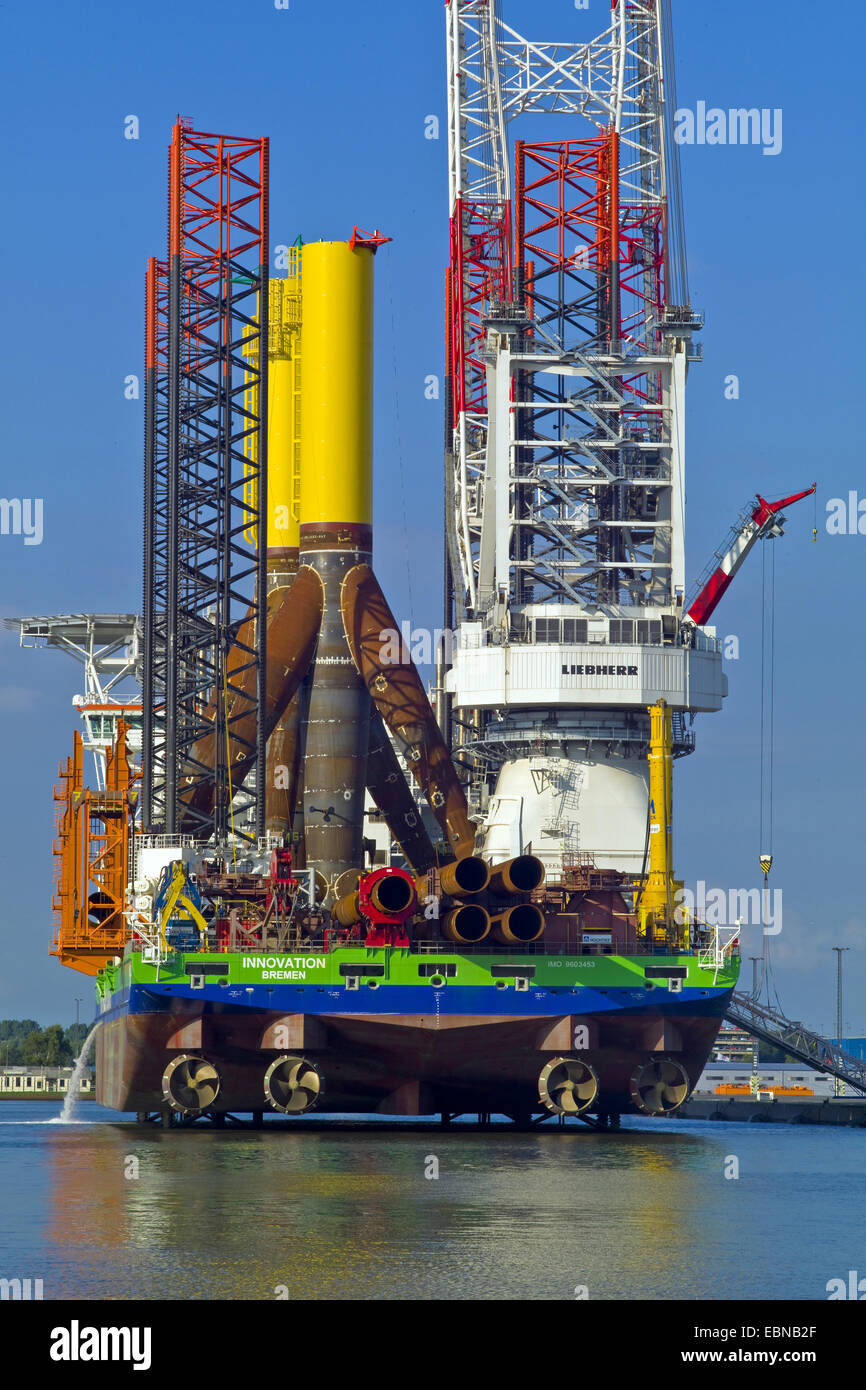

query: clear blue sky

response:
[0,1,863,1035]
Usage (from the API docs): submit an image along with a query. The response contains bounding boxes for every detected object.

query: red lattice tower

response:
[516,136,615,346]
[143,122,270,840]
[514,131,665,437]
[447,198,513,429]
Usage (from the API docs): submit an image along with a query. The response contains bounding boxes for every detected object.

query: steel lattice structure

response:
[143,122,269,841]
[443,0,719,873]
[142,256,169,827]
[445,0,694,622]
[509,131,672,609]
[5,614,142,790]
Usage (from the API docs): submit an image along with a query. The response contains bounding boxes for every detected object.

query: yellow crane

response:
[638,699,685,947]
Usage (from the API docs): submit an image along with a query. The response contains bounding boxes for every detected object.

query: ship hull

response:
[94,947,738,1118]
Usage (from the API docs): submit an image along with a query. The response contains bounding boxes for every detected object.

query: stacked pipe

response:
[417,853,546,945]
[488,854,546,944]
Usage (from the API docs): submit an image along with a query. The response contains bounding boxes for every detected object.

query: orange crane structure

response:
[51,721,137,974]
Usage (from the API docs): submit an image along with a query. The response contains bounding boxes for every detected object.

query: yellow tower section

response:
[640,699,685,945]
[243,249,302,578]
[299,240,373,547]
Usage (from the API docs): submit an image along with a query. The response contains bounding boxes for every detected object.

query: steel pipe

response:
[490,903,545,945]
[442,903,491,944]
[488,854,545,897]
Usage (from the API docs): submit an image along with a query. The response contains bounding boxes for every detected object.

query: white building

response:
[694,1062,837,1098]
[0,1066,93,1095]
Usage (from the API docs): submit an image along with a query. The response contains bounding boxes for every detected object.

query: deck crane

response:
[683,485,816,634]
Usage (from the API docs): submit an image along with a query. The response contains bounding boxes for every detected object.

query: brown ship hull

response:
[95,1005,722,1118]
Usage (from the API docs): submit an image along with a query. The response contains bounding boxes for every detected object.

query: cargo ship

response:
[93,927,737,1124]
[14,3,768,1126]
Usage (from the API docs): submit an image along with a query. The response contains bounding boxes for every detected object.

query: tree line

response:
[0,1019,89,1067]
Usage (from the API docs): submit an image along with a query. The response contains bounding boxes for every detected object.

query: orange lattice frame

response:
[51,721,136,975]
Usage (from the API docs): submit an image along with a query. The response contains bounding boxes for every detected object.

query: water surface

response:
[1,1102,862,1300]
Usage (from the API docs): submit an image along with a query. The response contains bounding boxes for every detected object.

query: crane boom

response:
[684,485,816,630]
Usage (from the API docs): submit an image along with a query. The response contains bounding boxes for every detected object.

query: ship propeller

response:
[538,1058,599,1115]
[629,1059,689,1116]
[162,1055,221,1115]
[264,1055,323,1114]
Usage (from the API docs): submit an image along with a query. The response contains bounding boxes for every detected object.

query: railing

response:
[412,939,709,958]
[135,834,202,850]
[123,930,714,962]
[697,926,741,982]
[124,910,166,966]
[461,724,696,761]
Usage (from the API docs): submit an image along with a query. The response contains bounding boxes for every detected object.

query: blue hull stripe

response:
[98,981,732,1025]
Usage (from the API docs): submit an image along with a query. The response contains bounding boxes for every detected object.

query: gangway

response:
[725,992,866,1095]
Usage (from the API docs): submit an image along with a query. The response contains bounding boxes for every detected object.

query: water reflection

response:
[0,1108,857,1300]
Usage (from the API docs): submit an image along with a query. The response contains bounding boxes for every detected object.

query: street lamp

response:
[74,998,83,1031]
[831,947,850,1098]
